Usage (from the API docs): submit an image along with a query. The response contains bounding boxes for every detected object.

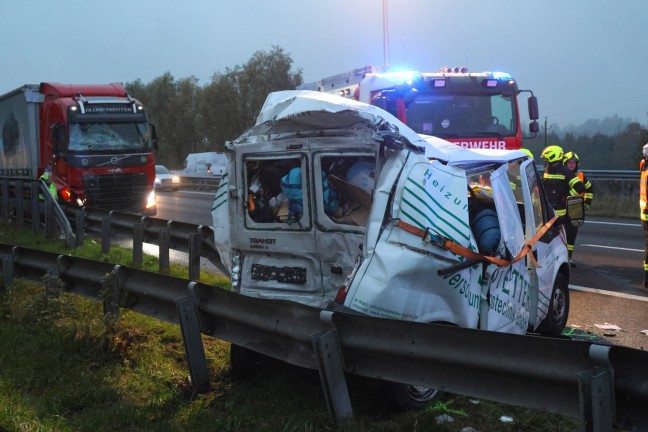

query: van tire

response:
[383,381,443,411]
[537,273,569,336]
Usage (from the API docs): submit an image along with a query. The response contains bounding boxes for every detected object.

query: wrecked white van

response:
[212,90,583,407]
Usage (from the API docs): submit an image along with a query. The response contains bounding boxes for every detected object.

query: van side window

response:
[321,156,375,227]
[524,163,545,232]
[245,157,306,226]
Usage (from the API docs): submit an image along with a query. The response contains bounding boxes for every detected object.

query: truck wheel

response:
[383,381,442,411]
[537,273,570,336]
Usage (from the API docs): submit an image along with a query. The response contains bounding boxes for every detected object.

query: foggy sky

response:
[1,0,646,127]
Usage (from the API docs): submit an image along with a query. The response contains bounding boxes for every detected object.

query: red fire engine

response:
[298,66,540,150]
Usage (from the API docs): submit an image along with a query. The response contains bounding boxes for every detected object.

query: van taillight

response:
[334,286,348,304]
[335,256,363,305]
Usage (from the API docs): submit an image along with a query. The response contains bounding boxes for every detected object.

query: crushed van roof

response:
[236,90,529,164]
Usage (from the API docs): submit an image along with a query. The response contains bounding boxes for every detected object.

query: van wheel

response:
[383,381,443,411]
[537,273,569,335]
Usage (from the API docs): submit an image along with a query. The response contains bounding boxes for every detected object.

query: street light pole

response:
[383,0,389,67]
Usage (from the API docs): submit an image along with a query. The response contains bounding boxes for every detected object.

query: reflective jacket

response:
[573,171,593,208]
[543,161,585,216]
[640,159,648,221]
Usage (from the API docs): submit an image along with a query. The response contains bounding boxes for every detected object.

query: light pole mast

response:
[383,0,389,67]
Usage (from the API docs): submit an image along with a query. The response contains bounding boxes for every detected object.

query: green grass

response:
[0,223,584,431]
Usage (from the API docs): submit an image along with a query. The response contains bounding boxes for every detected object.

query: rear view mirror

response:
[566,195,585,227]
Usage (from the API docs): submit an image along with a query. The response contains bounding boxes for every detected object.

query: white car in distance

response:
[154,165,180,192]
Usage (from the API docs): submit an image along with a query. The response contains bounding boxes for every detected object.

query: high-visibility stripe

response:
[555,209,566,216]
[644,263,648,271]
[568,177,581,188]
[543,173,565,180]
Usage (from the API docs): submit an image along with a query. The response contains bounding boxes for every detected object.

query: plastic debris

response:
[434,414,454,425]
[460,428,478,432]
[594,323,622,331]
[469,399,481,405]
[500,415,514,423]
[641,330,648,336]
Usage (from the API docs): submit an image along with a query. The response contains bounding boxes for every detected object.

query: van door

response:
[518,158,560,329]
[231,147,327,307]
[313,152,376,299]
[486,163,531,334]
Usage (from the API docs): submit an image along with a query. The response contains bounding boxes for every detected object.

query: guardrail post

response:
[0,254,13,290]
[312,310,353,425]
[15,181,24,228]
[159,228,170,272]
[102,216,111,254]
[189,233,201,280]
[579,344,615,432]
[44,267,61,300]
[102,265,121,325]
[133,223,143,267]
[31,182,40,233]
[75,210,84,248]
[177,293,211,394]
[1,179,9,218]
[44,200,56,240]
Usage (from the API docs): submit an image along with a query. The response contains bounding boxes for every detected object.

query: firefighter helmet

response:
[520,148,534,159]
[563,151,579,171]
[541,145,564,163]
[643,143,648,159]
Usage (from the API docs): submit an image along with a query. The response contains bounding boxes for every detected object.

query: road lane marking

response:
[580,244,643,252]
[586,220,639,227]
[570,284,648,302]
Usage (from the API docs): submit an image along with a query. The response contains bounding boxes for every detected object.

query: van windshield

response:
[68,122,152,152]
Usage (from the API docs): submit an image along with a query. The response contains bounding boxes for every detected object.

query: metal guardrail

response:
[175,175,220,191]
[0,245,647,430]
[581,170,639,180]
[2,176,648,430]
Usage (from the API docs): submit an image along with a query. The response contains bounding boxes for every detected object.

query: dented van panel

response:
[213,90,575,335]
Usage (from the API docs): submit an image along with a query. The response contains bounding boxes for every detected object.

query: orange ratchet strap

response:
[395,215,559,268]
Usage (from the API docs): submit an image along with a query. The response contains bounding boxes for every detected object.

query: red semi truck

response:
[0,83,157,214]
[298,66,540,150]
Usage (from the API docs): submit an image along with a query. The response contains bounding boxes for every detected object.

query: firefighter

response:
[540,145,586,265]
[640,143,648,287]
[38,167,58,201]
[562,151,593,264]
[520,148,534,159]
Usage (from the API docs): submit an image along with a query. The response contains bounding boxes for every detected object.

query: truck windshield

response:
[404,93,517,138]
[68,122,152,152]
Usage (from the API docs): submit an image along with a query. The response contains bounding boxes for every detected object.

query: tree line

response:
[126,45,648,171]
[524,122,648,170]
[125,46,302,169]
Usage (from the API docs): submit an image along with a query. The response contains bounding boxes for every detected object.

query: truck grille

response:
[83,173,148,211]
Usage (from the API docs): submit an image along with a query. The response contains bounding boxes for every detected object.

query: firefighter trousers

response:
[643,221,648,287]
[565,223,579,260]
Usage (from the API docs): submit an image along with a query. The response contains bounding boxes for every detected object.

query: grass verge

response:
[0,222,583,431]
